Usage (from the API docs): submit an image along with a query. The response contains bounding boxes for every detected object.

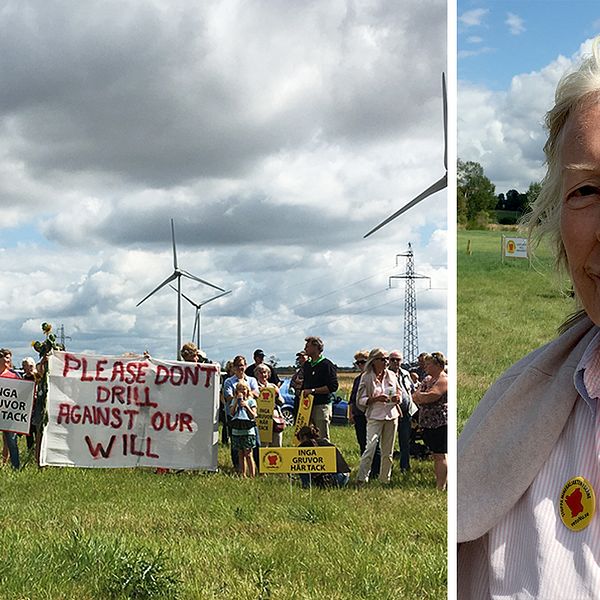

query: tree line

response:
[457,159,541,228]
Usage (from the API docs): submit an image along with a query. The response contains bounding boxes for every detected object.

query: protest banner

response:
[0,379,34,434]
[256,386,275,444]
[259,446,337,474]
[40,351,220,470]
[292,393,313,446]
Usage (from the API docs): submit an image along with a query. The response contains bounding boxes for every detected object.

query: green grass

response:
[0,423,446,599]
[457,229,574,432]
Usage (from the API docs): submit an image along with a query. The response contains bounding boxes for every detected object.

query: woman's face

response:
[373,355,388,374]
[234,361,246,376]
[23,361,35,375]
[256,369,268,383]
[425,359,440,377]
[0,353,11,371]
[560,98,600,325]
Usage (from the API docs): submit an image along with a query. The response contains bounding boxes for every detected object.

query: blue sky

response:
[459,1,600,90]
[458,0,600,193]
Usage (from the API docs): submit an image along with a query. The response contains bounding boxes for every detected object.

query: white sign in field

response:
[40,352,220,470]
[0,379,34,434]
[502,236,528,260]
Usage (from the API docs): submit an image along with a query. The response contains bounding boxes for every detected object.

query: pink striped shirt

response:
[471,331,600,599]
[357,369,401,420]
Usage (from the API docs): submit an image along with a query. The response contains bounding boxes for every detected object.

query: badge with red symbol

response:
[559,476,595,531]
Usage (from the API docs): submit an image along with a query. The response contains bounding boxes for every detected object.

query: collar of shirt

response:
[0,368,20,379]
[574,326,600,413]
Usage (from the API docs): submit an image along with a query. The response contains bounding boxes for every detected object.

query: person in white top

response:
[459,36,600,599]
[356,348,401,485]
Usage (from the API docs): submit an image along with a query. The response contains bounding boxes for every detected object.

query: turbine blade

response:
[180,289,198,307]
[180,269,225,292]
[442,72,447,171]
[364,174,447,238]
[199,289,232,307]
[136,272,178,306]
[169,284,198,308]
[171,218,178,270]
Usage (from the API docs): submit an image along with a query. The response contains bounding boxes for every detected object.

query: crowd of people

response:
[0,337,447,490]
[177,335,448,489]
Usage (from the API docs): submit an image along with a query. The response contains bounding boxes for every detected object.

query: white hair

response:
[524,37,600,274]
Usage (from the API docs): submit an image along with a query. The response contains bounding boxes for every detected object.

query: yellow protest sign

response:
[257,386,276,444]
[259,446,337,473]
[292,393,313,446]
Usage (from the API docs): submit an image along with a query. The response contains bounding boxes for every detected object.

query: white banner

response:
[0,378,34,434]
[40,352,220,470]
[503,236,528,259]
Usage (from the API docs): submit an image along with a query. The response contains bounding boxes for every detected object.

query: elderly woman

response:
[458,38,600,598]
[254,363,284,447]
[412,352,447,491]
[355,348,401,485]
[349,350,380,479]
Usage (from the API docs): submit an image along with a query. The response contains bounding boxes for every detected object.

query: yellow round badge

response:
[559,476,595,531]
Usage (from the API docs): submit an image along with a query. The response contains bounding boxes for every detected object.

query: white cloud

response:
[505,12,525,36]
[458,41,595,193]
[0,0,448,366]
[459,8,488,27]
[458,47,493,60]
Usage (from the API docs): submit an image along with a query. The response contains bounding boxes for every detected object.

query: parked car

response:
[278,378,349,426]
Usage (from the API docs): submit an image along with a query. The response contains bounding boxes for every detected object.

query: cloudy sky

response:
[1,0,447,368]
[458,0,600,193]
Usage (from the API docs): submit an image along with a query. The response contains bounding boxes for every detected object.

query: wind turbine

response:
[170,285,232,349]
[364,73,447,238]
[136,218,225,360]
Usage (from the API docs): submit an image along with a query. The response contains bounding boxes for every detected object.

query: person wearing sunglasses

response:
[355,348,401,486]
[349,350,380,480]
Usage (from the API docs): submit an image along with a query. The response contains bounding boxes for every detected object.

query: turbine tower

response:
[388,243,430,364]
[170,285,232,349]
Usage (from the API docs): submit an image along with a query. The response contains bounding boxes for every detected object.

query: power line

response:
[203,283,437,357]
[198,263,403,343]
[204,289,407,356]
[202,287,389,354]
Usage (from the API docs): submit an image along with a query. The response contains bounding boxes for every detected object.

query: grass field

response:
[0,371,446,600]
[457,229,574,432]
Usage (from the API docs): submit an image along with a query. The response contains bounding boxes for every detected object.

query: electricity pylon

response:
[388,243,430,364]
[57,324,71,350]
